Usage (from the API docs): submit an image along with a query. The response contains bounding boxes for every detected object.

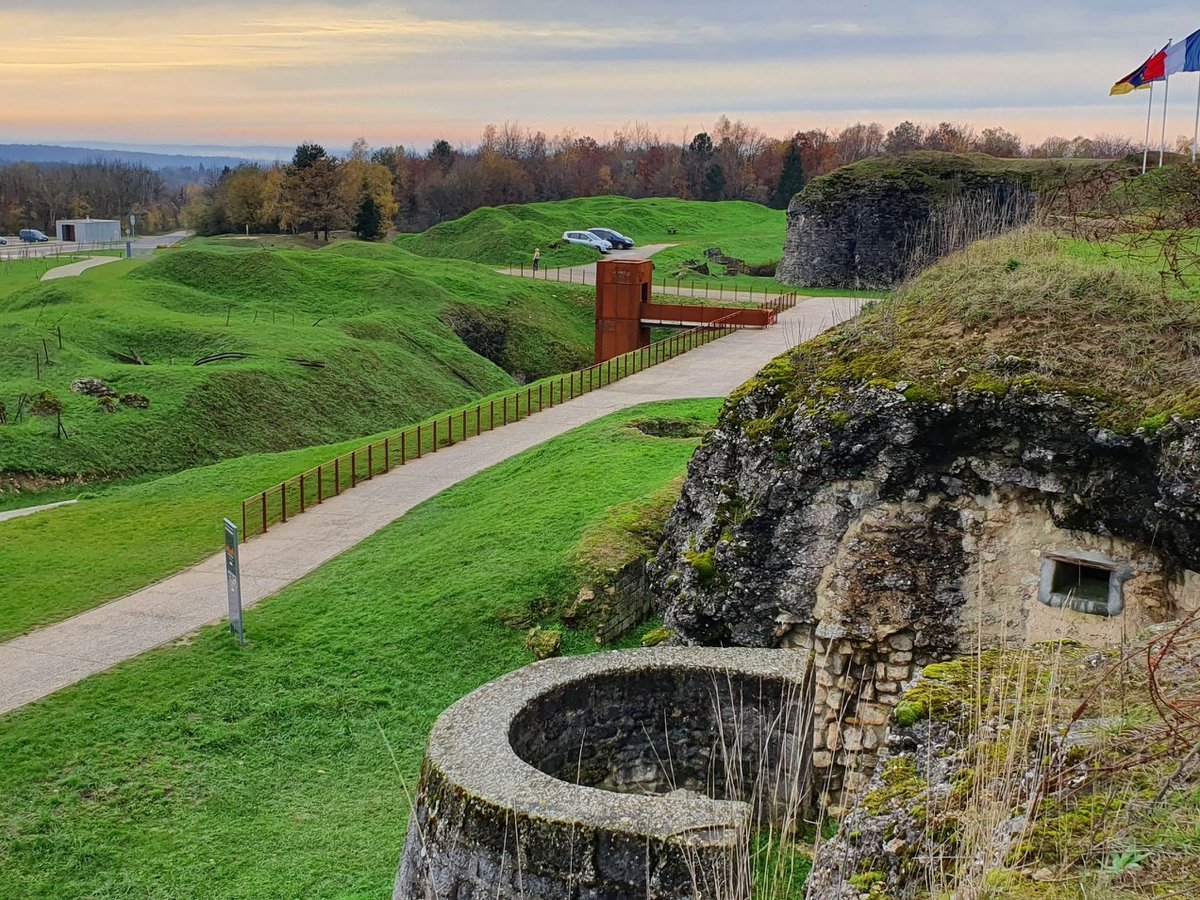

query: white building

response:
[55,219,121,244]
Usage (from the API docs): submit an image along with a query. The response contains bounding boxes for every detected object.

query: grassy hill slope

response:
[394,196,787,272]
[0,242,593,480]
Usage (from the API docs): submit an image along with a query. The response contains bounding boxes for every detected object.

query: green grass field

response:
[395,195,887,298]
[395,195,786,269]
[0,242,594,480]
[0,399,720,899]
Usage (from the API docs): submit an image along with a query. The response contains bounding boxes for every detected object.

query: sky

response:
[4,1,1200,154]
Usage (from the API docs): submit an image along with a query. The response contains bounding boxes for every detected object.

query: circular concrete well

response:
[394,647,813,900]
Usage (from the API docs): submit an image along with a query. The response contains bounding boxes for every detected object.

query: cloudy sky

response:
[4,1,1199,152]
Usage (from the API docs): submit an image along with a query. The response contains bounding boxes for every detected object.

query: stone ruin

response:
[653,384,1200,811]
[395,648,813,899]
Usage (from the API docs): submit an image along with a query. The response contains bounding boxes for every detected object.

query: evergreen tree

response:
[430,139,457,173]
[701,162,726,201]
[772,141,805,209]
[354,190,384,240]
[291,142,327,170]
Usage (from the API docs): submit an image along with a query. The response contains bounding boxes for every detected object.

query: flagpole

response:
[1193,73,1199,164]
[1144,80,1155,174]
[1160,70,1171,167]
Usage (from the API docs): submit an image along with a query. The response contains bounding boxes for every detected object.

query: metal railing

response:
[517,264,796,302]
[237,295,799,542]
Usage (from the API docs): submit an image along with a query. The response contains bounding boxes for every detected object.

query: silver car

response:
[562,230,612,253]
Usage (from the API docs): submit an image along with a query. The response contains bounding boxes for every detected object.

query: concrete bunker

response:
[395,648,814,900]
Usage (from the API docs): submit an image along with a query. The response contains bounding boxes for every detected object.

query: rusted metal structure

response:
[593,258,776,363]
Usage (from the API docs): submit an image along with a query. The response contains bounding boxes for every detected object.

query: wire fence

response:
[238,295,799,542]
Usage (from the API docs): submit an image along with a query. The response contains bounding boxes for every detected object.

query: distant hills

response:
[0,143,283,170]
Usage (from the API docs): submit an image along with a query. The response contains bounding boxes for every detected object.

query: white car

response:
[562,230,612,253]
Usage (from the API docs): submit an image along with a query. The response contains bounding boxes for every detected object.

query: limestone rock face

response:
[652,382,1200,655]
[774,154,1041,290]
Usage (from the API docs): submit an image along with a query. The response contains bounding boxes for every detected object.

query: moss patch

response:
[863,757,925,816]
[683,547,718,586]
[749,229,1200,430]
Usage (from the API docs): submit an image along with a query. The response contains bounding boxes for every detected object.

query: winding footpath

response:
[0,298,861,715]
[0,499,78,523]
[40,256,121,280]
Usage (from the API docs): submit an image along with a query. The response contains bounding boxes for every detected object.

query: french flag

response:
[1166,28,1200,75]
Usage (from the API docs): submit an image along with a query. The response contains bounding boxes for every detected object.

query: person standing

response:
[532,247,541,275]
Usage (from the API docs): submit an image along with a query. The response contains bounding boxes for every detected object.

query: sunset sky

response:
[5,1,1200,153]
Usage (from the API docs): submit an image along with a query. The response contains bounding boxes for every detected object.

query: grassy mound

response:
[795,152,1118,213]
[0,399,721,899]
[395,196,787,272]
[747,229,1200,429]
[0,243,594,480]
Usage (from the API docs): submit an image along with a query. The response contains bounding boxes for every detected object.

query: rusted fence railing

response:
[518,264,799,301]
[238,294,799,541]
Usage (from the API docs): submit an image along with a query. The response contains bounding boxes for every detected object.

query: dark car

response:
[19,229,49,242]
[587,227,633,250]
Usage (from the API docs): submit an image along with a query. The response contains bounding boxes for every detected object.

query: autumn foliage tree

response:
[181,119,1142,238]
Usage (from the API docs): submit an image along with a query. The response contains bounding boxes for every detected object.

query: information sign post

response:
[223,519,244,646]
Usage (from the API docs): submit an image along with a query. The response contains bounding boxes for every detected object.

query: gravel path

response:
[0,298,861,715]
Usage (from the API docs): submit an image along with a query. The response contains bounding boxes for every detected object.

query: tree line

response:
[188,118,1139,239]
[0,160,186,235]
[2,116,1138,240]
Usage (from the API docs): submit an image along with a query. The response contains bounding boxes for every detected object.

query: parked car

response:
[562,230,612,253]
[19,229,49,242]
[0,236,7,245]
[587,227,634,250]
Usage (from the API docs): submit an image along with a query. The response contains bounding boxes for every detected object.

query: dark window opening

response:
[1040,553,1125,618]
[1051,561,1112,606]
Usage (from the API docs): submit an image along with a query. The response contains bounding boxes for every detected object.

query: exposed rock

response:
[524,626,562,660]
[70,377,117,398]
[118,393,150,408]
[30,391,63,417]
[653,385,1200,652]
[774,153,1105,289]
